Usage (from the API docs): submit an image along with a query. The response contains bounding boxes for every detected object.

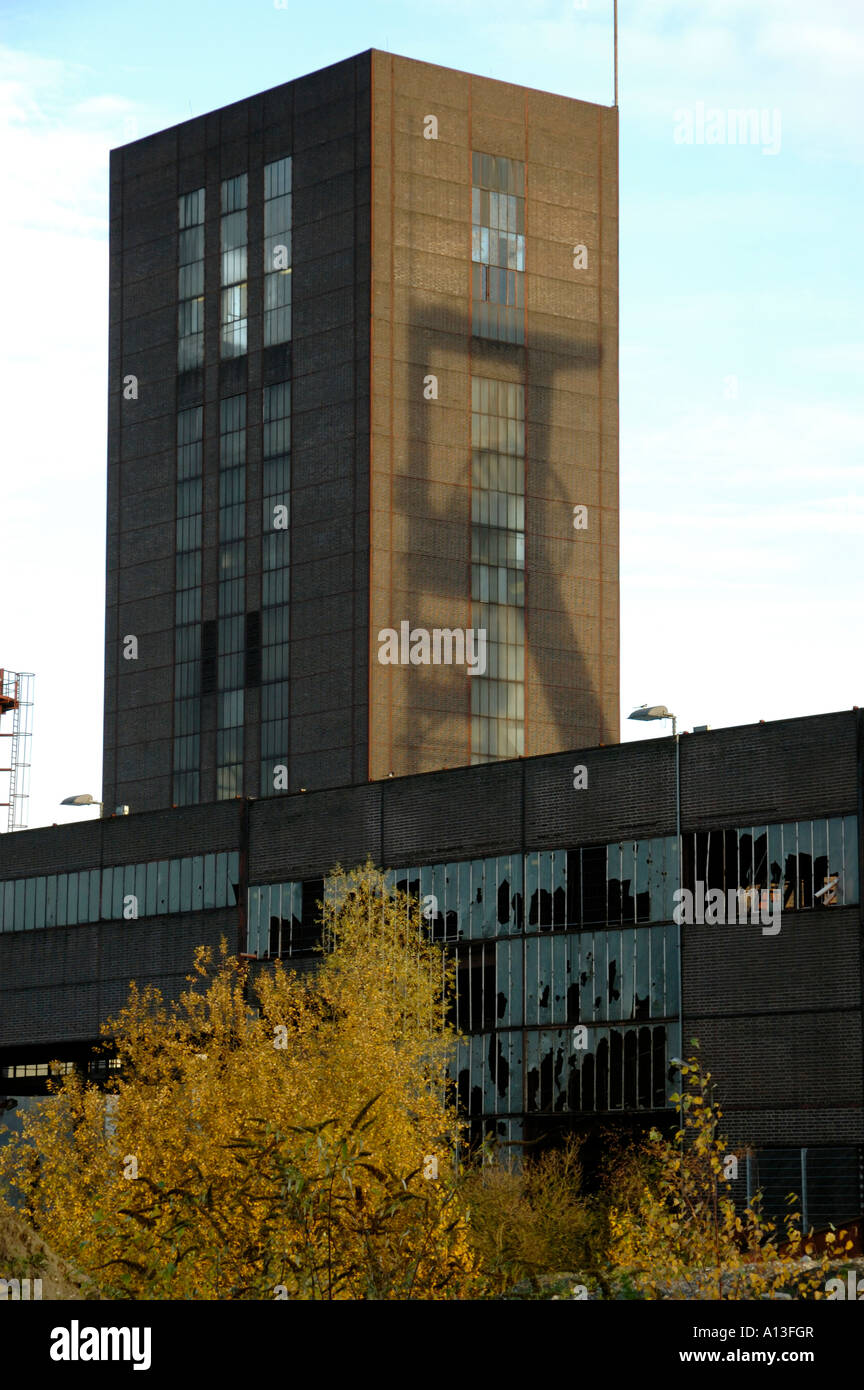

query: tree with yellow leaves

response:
[604,1047,852,1299]
[0,863,485,1300]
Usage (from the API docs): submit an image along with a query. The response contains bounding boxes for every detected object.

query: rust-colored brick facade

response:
[368,52,618,779]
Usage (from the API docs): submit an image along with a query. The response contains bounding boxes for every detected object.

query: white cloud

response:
[71,93,137,117]
[758,19,864,70]
[614,0,864,160]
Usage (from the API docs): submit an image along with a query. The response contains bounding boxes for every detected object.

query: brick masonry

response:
[103,50,619,811]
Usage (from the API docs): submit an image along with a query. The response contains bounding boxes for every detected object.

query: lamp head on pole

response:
[628,705,677,737]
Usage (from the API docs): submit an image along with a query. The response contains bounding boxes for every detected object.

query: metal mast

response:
[0,669,34,831]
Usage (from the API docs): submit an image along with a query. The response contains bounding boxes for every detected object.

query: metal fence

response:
[733,1146,863,1232]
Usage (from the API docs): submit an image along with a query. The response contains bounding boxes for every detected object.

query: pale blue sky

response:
[1,0,861,828]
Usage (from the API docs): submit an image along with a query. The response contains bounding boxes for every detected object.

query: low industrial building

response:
[2,707,862,1228]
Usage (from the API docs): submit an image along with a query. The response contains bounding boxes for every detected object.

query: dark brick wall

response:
[0,801,240,877]
[680,711,858,828]
[10,709,864,881]
[687,1011,864,1146]
[0,908,237,1050]
[249,709,862,874]
[683,905,864,1146]
[286,54,371,794]
[250,783,381,882]
[103,53,372,814]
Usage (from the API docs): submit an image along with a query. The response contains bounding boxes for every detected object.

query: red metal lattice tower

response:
[0,669,34,832]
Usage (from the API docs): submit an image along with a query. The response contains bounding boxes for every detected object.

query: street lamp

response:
[61,794,102,815]
[629,703,677,737]
[628,704,683,1132]
[60,796,130,817]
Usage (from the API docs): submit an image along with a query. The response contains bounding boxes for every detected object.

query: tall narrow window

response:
[471,378,525,762]
[173,407,203,803]
[178,189,204,369]
[471,153,525,345]
[259,381,291,794]
[220,174,248,358]
[264,157,292,346]
[217,395,246,797]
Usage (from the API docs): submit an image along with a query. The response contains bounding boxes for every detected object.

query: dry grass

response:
[0,1202,100,1300]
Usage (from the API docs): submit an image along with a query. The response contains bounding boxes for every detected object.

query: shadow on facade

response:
[377,291,611,772]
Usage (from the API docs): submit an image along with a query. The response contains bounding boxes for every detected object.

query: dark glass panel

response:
[581,846,606,925]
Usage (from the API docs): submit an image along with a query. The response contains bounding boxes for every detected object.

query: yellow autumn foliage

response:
[0,863,486,1299]
[604,1051,853,1299]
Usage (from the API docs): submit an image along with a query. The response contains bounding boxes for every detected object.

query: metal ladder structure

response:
[0,669,34,832]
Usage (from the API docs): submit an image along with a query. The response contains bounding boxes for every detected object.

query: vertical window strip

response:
[217,395,246,798]
[264,156,292,346]
[471,152,525,345]
[471,377,525,763]
[220,173,248,358]
[260,380,291,795]
[178,188,205,370]
[173,406,203,804]
[246,880,325,957]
